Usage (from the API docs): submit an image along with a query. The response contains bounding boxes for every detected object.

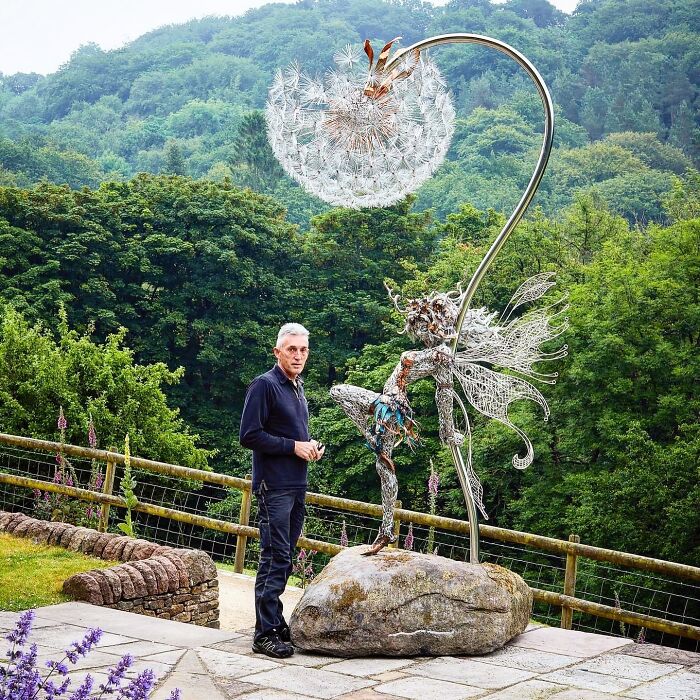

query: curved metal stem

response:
[387,34,555,564]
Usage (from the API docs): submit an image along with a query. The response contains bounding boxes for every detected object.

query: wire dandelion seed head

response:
[267,39,455,208]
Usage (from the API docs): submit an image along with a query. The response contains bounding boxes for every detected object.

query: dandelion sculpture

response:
[267,34,559,562]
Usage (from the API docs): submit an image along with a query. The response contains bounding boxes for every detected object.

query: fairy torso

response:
[382,344,453,397]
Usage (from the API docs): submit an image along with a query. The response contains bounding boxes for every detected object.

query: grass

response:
[0,532,117,611]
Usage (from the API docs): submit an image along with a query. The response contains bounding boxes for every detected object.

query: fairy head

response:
[386,284,463,347]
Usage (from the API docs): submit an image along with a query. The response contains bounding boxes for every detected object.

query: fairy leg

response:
[376,440,398,541]
[330,384,379,446]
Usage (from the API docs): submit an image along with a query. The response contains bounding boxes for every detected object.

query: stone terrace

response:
[2,599,699,700]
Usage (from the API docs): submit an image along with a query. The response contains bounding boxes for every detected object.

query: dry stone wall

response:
[0,511,219,628]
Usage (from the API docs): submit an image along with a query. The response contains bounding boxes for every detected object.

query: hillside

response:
[0,0,697,223]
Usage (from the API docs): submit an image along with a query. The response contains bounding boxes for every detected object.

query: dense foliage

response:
[0,0,698,566]
[0,0,697,223]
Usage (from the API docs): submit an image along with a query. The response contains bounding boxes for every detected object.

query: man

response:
[240,322,325,658]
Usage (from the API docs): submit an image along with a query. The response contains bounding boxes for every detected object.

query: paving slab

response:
[234,691,316,700]
[620,670,700,699]
[620,643,700,666]
[372,676,483,699]
[123,658,175,682]
[282,651,350,667]
[171,649,209,675]
[479,679,569,699]
[35,602,240,647]
[35,648,123,671]
[508,627,633,657]
[142,649,187,665]
[218,569,304,632]
[196,647,281,679]
[336,690,404,700]
[323,658,416,677]
[29,623,134,649]
[370,671,411,682]
[0,611,64,629]
[239,664,377,699]
[571,651,682,681]
[553,691,621,699]
[539,667,641,693]
[151,670,227,700]
[103,640,178,658]
[476,644,580,672]
[410,656,535,689]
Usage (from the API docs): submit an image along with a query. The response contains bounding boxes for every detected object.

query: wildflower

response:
[636,627,647,644]
[45,659,70,676]
[404,522,414,550]
[43,676,71,698]
[58,406,67,431]
[298,549,307,560]
[167,690,182,700]
[119,668,156,700]
[428,463,439,497]
[100,653,133,694]
[5,610,34,646]
[88,413,97,449]
[340,520,348,547]
[65,628,103,664]
[68,673,93,700]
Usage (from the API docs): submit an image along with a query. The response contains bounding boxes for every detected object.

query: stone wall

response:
[0,511,219,628]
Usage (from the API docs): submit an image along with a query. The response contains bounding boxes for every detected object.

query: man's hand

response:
[294,440,320,461]
[311,439,326,461]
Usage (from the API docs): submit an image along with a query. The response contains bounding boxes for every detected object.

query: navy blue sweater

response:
[239,364,310,491]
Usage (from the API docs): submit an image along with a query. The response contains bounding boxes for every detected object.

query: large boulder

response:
[290,545,532,657]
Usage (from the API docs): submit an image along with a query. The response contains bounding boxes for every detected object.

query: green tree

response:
[0,304,210,468]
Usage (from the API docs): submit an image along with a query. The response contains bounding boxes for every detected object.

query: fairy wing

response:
[452,274,568,471]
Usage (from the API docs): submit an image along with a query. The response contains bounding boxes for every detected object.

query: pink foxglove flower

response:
[404,522,414,550]
[57,406,67,430]
[340,520,348,547]
[88,413,97,448]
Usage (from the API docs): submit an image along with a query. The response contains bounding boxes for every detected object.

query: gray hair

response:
[276,323,310,348]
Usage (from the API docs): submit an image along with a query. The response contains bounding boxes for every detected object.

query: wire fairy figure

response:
[330,272,568,554]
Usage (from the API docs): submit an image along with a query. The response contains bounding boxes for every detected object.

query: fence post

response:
[233,474,252,573]
[389,499,402,548]
[98,460,116,533]
[561,533,580,629]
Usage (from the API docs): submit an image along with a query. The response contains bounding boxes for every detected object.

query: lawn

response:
[0,532,117,611]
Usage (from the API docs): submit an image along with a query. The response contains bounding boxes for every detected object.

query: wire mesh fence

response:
[1,438,698,651]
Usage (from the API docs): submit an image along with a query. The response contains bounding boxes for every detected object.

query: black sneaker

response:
[252,632,294,658]
[277,623,291,643]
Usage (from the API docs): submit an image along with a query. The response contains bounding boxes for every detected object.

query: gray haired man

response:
[240,323,325,658]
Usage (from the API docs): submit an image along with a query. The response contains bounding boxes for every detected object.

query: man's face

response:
[274,333,309,380]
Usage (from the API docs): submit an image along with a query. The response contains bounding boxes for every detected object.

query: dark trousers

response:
[254,485,306,641]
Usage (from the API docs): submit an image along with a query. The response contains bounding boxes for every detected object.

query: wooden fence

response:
[1,431,698,642]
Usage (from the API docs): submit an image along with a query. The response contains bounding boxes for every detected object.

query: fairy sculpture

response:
[267,33,560,559]
[331,273,568,554]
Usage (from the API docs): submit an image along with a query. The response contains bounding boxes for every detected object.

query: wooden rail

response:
[1,431,699,641]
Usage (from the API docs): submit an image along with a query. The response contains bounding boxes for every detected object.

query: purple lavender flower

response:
[340,520,348,548]
[65,628,103,664]
[404,522,414,550]
[117,668,155,700]
[88,414,97,449]
[100,654,134,694]
[43,676,71,698]
[58,406,68,431]
[5,609,34,646]
[166,690,182,700]
[68,673,94,700]
[45,659,70,676]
